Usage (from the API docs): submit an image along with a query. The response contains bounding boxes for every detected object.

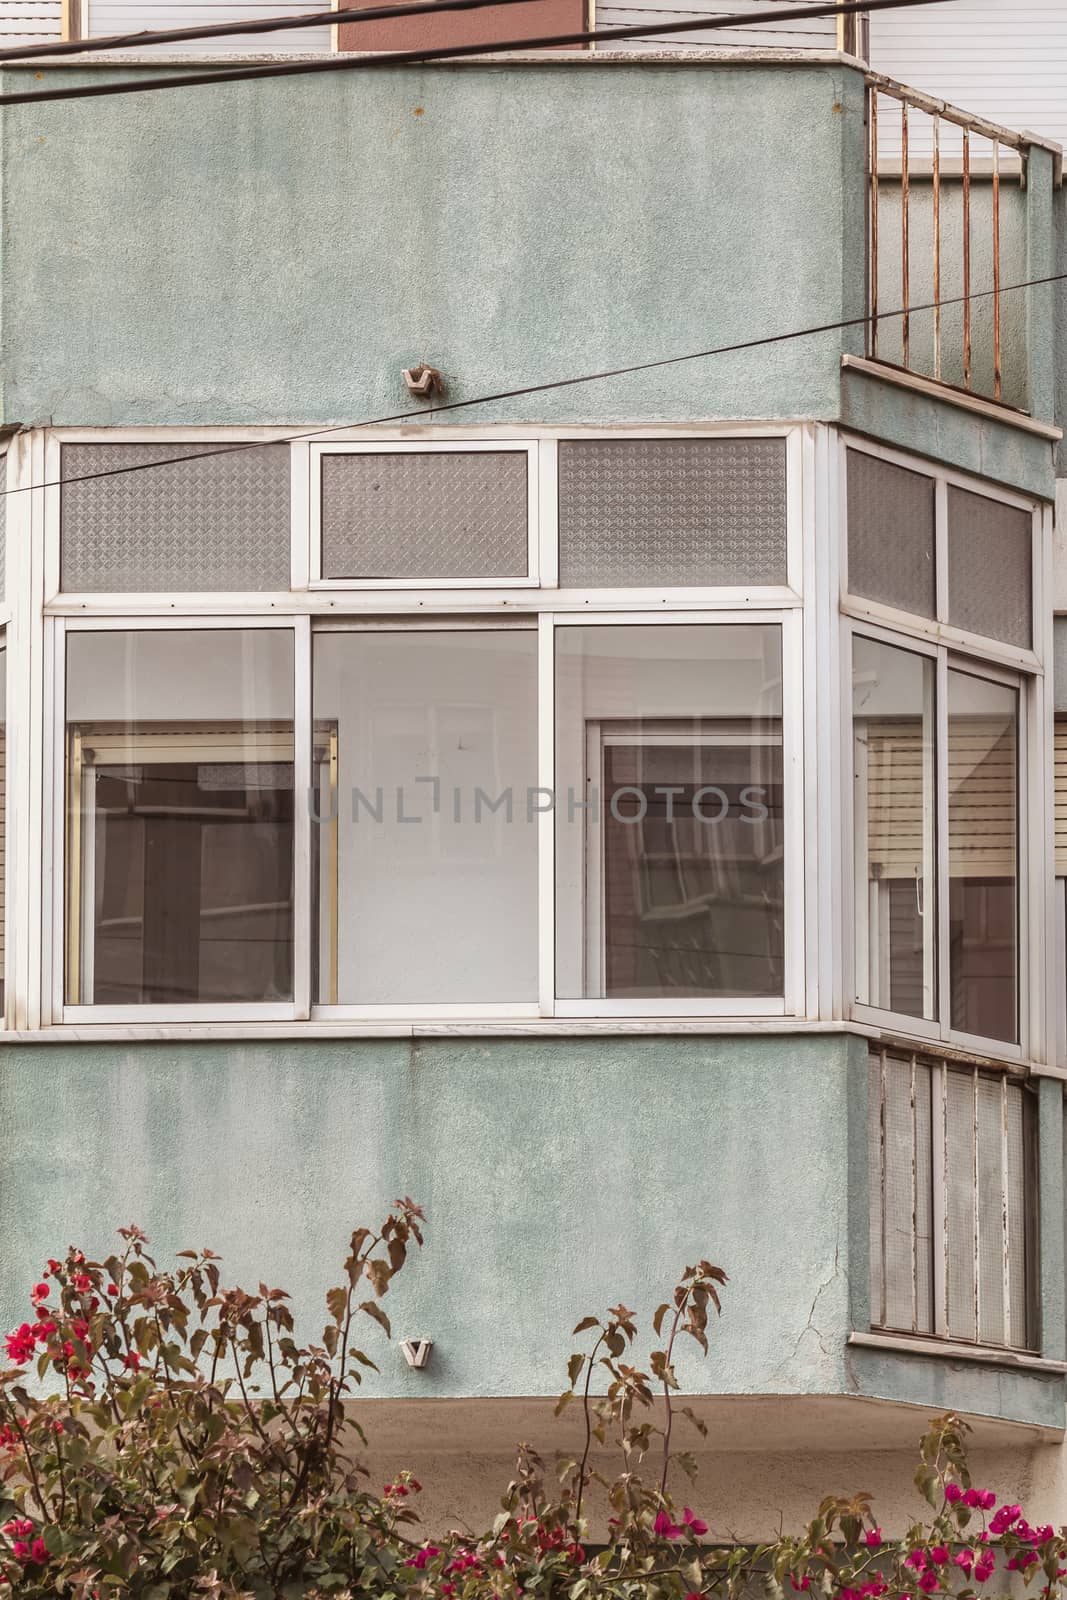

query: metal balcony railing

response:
[865,78,1044,408]
[868,1048,1038,1352]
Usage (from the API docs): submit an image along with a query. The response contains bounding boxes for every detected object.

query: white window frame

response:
[48,613,310,1027]
[547,609,805,1020]
[308,439,542,591]
[846,624,1037,1064]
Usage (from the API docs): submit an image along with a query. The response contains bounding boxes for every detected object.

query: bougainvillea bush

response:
[0,1202,1063,1600]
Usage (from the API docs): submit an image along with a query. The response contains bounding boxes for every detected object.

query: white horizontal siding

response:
[595,0,835,53]
[85,0,331,51]
[871,1,1067,150]
[0,0,61,43]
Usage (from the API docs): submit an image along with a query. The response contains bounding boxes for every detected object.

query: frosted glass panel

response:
[312,630,537,1003]
[847,450,936,618]
[61,443,291,593]
[948,487,1032,648]
[320,451,529,580]
[557,438,787,588]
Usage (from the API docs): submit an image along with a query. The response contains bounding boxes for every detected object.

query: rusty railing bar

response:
[963,127,972,390]
[864,71,1045,155]
[908,100,915,371]
[933,113,941,381]
[993,138,1002,400]
[869,87,879,358]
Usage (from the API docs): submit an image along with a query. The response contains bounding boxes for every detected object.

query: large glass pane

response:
[65,629,295,1006]
[948,669,1018,1044]
[312,629,537,1004]
[555,624,784,1001]
[852,636,937,1020]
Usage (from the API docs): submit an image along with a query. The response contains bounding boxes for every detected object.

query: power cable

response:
[0,0,956,106]
[0,0,578,64]
[5,268,1062,500]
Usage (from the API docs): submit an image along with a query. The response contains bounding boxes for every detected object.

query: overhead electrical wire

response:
[0,0,579,64]
[0,0,957,105]
[4,269,1063,500]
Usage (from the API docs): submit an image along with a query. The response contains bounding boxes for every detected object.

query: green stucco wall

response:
[0,1031,1061,1429]
[0,58,868,428]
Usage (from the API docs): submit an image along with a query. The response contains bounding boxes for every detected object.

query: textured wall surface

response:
[0,1031,1061,1432]
[0,59,867,427]
[0,1033,856,1399]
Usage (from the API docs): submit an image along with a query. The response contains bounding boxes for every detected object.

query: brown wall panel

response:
[337,0,588,53]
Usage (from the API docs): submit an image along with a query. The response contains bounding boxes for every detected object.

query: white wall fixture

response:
[400,1339,433,1370]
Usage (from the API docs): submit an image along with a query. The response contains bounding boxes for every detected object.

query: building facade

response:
[0,0,1063,1537]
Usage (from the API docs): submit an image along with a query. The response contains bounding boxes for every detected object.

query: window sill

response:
[849,1331,1066,1375]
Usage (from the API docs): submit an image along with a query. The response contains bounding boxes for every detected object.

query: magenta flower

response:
[905,1551,927,1571]
[918,1572,938,1593]
[929,1547,950,1565]
[953,1551,974,1574]
[683,1509,709,1537]
[944,1484,963,1504]
[864,1529,883,1550]
[403,1546,441,1570]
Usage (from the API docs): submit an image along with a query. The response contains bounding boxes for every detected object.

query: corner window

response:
[64,628,295,1009]
[852,633,1021,1049]
[554,623,786,1005]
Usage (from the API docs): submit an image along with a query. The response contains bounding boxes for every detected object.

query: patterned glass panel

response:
[976,1074,1005,1345]
[847,450,936,618]
[61,443,292,593]
[557,438,787,588]
[320,451,528,580]
[948,487,1033,648]
[945,1069,978,1341]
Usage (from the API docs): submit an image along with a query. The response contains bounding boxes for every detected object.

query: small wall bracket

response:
[399,1338,433,1369]
[402,364,444,398]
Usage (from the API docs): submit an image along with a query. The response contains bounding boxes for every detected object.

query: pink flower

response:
[953,1551,974,1574]
[930,1547,950,1565]
[944,1484,963,1503]
[403,1546,441,1570]
[11,1543,28,1562]
[990,1505,1021,1534]
[864,1529,883,1550]
[4,1324,37,1364]
[123,1351,142,1372]
[28,1539,46,1565]
[654,1510,684,1539]
[975,1558,996,1584]
[73,1274,91,1293]
[905,1552,927,1571]
[789,1579,810,1593]
[683,1508,709,1537]
[963,1489,982,1508]
[29,1284,48,1304]
[918,1572,938,1593]
[106,1284,118,1296]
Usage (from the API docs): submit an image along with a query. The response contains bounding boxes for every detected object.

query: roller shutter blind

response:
[865,718,1015,879]
[0,0,61,43]
[83,0,331,50]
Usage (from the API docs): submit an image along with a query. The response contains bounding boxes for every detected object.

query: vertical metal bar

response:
[932,114,942,382]
[992,139,1002,400]
[869,90,879,358]
[66,727,81,1008]
[963,128,972,390]
[901,99,910,370]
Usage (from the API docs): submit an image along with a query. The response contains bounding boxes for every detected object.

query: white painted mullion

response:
[936,649,952,1042]
[47,619,65,1025]
[23,432,47,1032]
[782,606,806,1017]
[932,1061,949,1337]
[6,437,34,1029]
[537,612,555,1017]
[537,438,559,589]
[290,441,312,591]
[801,425,822,1018]
[292,616,312,1021]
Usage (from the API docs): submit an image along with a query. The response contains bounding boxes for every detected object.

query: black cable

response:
[0,0,955,106]
[6,267,1063,501]
[0,0,566,64]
